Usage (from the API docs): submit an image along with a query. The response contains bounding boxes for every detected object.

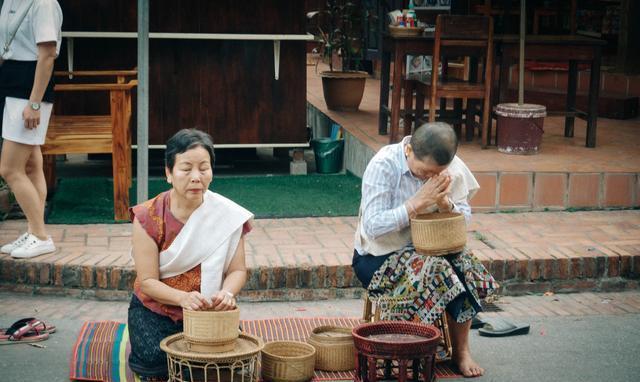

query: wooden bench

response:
[43,70,137,221]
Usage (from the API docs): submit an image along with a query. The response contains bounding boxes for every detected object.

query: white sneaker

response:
[1,232,30,254]
[10,234,56,259]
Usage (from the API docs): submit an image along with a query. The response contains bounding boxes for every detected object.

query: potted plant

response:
[308,0,369,111]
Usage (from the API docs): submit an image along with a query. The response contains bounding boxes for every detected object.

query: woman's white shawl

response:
[158,190,253,297]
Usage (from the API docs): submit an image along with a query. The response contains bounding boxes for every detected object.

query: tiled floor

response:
[307,64,640,173]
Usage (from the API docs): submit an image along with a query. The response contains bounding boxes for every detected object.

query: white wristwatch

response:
[30,102,41,111]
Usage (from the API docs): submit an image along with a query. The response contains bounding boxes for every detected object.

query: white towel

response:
[158,190,253,297]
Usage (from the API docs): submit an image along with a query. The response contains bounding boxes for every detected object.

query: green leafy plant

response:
[308,0,367,72]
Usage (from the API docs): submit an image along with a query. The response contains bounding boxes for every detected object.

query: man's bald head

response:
[409,122,458,165]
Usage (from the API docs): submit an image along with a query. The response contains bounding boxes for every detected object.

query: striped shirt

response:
[355,136,475,255]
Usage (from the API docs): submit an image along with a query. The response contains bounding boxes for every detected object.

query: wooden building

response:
[54,0,311,147]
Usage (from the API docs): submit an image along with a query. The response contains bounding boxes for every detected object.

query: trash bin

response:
[311,138,344,174]
[496,103,546,155]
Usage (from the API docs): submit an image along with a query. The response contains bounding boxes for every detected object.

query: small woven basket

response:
[261,341,316,382]
[183,308,240,352]
[307,326,355,372]
[411,212,466,256]
[388,25,424,37]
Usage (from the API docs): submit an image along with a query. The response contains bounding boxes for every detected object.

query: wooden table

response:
[378,33,605,147]
[496,35,606,148]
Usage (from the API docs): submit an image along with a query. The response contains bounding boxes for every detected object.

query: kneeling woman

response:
[128,129,253,381]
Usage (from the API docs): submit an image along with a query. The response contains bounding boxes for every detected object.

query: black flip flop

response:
[478,317,530,337]
[470,316,486,329]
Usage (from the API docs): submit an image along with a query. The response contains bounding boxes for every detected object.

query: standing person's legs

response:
[0,141,55,258]
[25,146,47,212]
[0,140,47,237]
[447,312,484,378]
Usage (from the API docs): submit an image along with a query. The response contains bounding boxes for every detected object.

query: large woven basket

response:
[307,326,355,372]
[261,341,316,382]
[160,332,263,382]
[160,332,264,362]
[373,295,452,362]
[183,308,240,352]
[351,321,440,358]
[411,212,466,256]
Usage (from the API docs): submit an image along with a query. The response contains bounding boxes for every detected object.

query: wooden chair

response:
[362,294,453,362]
[414,15,494,148]
[43,70,137,220]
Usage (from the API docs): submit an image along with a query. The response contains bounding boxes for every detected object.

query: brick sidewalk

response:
[0,210,639,300]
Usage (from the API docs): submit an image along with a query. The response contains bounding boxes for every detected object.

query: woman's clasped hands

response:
[179,290,237,311]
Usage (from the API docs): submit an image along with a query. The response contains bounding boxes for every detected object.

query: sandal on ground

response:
[478,317,530,337]
[0,318,52,344]
[0,317,56,339]
[471,315,487,329]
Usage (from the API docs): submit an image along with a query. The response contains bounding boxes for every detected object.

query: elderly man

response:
[352,122,497,378]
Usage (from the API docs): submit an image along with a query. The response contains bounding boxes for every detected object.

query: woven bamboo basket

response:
[160,332,264,382]
[183,308,240,352]
[261,341,316,382]
[410,212,466,256]
[307,326,355,372]
[388,25,424,37]
[374,295,452,361]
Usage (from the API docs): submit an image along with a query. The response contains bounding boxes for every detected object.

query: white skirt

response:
[2,97,53,145]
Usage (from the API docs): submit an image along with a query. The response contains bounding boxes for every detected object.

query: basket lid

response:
[183,307,240,316]
[411,212,463,223]
[160,333,263,361]
[495,103,547,118]
[311,326,352,339]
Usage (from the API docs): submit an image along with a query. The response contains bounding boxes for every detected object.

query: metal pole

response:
[137,0,149,202]
[518,0,526,105]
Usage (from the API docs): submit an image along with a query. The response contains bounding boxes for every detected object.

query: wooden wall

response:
[55,1,308,145]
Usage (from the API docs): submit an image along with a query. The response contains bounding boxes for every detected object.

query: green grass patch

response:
[46,174,362,224]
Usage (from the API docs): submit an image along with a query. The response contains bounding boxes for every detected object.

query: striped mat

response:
[70,318,461,381]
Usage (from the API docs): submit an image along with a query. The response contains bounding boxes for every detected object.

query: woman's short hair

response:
[165,128,215,170]
[410,122,458,165]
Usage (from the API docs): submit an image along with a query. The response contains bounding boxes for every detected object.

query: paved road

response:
[1,291,639,382]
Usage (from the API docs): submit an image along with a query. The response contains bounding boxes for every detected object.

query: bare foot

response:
[453,351,484,378]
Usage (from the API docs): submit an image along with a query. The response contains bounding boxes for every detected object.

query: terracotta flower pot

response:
[320,71,368,111]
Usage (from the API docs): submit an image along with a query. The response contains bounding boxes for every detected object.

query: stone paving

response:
[0,210,638,300]
[1,290,640,382]
[2,290,640,323]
